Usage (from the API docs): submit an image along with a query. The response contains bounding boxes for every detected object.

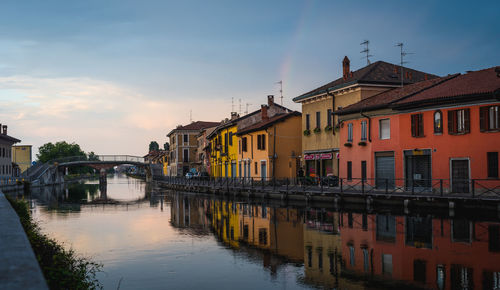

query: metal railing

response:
[154,176,500,199]
[50,155,146,164]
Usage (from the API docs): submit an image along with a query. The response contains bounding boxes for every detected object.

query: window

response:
[448,108,470,134]
[434,110,443,133]
[183,149,189,162]
[316,111,321,129]
[361,121,367,141]
[349,246,355,266]
[363,249,369,272]
[480,105,500,132]
[306,114,310,130]
[257,134,266,150]
[183,134,188,144]
[347,123,353,142]
[327,109,332,127]
[488,152,499,178]
[242,137,248,152]
[411,113,424,137]
[307,247,312,267]
[379,119,390,139]
[347,161,352,180]
[229,132,233,146]
[318,249,323,269]
[224,133,228,153]
[255,162,258,174]
[258,228,267,245]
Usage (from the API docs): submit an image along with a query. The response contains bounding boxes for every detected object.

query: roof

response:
[336,74,458,115]
[393,67,500,108]
[236,111,301,135]
[293,60,438,103]
[0,134,21,144]
[167,121,221,136]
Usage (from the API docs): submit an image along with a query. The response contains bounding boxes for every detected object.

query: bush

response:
[7,196,102,290]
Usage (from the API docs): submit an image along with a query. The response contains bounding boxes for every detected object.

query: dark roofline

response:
[392,91,499,110]
[0,134,21,143]
[236,111,301,136]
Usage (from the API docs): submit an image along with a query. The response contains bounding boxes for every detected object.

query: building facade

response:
[12,145,32,174]
[167,121,220,176]
[293,57,436,178]
[0,125,20,177]
[337,67,500,193]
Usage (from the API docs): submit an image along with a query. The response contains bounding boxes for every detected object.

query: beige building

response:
[12,145,32,174]
[167,121,219,176]
[293,56,436,178]
[0,125,20,177]
[195,125,217,174]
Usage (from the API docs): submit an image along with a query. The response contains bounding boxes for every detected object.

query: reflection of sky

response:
[32,176,308,290]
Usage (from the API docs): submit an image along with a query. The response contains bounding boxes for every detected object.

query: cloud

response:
[0,75,230,155]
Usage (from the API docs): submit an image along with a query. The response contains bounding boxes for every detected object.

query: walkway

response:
[0,192,47,289]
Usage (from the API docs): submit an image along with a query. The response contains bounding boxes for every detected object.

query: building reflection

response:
[169,193,210,236]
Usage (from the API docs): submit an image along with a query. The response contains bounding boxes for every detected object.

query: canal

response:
[20,175,500,289]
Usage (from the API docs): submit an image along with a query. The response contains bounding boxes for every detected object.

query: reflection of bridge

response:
[24,155,153,185]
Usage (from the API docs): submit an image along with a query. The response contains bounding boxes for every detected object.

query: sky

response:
[0,0,498,157]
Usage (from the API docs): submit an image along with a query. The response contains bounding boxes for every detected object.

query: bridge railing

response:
[49,155,146,164]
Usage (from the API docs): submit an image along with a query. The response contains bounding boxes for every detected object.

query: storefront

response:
[303,150,338,177]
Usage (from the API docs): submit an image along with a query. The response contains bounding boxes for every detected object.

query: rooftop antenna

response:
[275,80,283,105]
[189,109,192,123]
[360,40,372,65]
[239,98,242,115]
[245,103,251,115]
[231,97,235,113]
[395,42,414,87]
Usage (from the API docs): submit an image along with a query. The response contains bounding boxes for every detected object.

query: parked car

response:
[320,176,339,187]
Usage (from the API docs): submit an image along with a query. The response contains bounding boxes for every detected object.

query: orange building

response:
[337,67,500,193]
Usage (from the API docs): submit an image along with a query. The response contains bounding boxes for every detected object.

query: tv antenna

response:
[360,40,372,65]
[275,80,283,105]
[231,97,235,113]
[189,110,192,123]
[238,98,242,115]
[395,42,414,87]
[245,103,251,115]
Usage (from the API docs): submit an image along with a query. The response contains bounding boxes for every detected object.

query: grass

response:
[7,196,102,290]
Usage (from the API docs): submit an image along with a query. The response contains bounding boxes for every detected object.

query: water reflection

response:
[18,176,500,290]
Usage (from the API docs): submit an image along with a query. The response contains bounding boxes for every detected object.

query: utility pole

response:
[360,40,372,65]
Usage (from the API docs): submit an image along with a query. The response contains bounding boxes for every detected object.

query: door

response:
[261,161,267,181]
[451,159,469,193]
[376,153,395,189]
[405,154,431,190]
[231,162,236,178]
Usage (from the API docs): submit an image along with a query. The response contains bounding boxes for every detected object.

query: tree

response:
[37,141,87,163]
[149,141,159,152]
[163,142,170,151]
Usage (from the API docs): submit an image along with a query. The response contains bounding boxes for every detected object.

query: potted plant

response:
[324,125,333,131]
[303,129,311,136]
[344,142,352,147]
[313,127,321,134]
[358,141,367,146]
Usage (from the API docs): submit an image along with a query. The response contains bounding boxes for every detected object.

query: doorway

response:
[451,159,469,193]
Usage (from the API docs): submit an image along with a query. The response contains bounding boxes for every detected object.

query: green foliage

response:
[6,196,102,290]
[149,141,160,152]
[163,142,170,151]
[37,141,86,163]
[303,129,311,136]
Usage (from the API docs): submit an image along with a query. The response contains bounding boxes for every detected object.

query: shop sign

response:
[304,154,315,160]
[304,153,333,160]
[320,153,332,160]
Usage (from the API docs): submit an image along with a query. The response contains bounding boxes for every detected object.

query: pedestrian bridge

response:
[24,155,153,185]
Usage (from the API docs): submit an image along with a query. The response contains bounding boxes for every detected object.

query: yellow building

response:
[12,145,32,173]
[237,111,301,180]
[293,57,436,178]
[208,118,239,178]
[210,200,240,248]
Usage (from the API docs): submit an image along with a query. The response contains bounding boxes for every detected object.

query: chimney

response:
[342,56,350,79]
[230,112,239,120]
[2,125,7,135]
[261,105,268,120]
[267,95,274,106]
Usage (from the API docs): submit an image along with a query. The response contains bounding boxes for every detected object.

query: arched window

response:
[434,110,443,133]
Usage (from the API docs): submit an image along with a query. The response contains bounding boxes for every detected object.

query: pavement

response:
[0,192,48,290]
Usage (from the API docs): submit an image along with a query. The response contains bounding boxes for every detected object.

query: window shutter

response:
[464,109,470,133]
[262,135,266,150]
[411,115,416,137]
[418,114,424,137]
[480,107,488,132]
[257,135,261,150]
[448,110,454,134]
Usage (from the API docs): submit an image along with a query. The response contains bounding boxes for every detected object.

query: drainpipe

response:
[360,110,372,142]
[273,125,277,179]
[327,88,335,135]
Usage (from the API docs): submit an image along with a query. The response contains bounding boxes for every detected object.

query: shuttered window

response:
[480,106,499,132]
[347,161,352,180]
[316,111,321,128]
[242,137,248,152]
[327,109,332,127]
[434,110,443,133]
[448,108,470,134]
[347,123,353,142]
[380,119,390,140]
[306,114,310,130]
[361,121,367,141]
[411,113,424,137]
[257,134,266,150]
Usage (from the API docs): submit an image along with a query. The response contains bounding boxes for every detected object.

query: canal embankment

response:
[0,191,48,290]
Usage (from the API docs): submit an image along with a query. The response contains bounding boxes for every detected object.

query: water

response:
[20,175,500,289]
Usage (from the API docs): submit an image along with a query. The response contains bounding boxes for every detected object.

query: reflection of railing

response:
[154,176,500,199]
